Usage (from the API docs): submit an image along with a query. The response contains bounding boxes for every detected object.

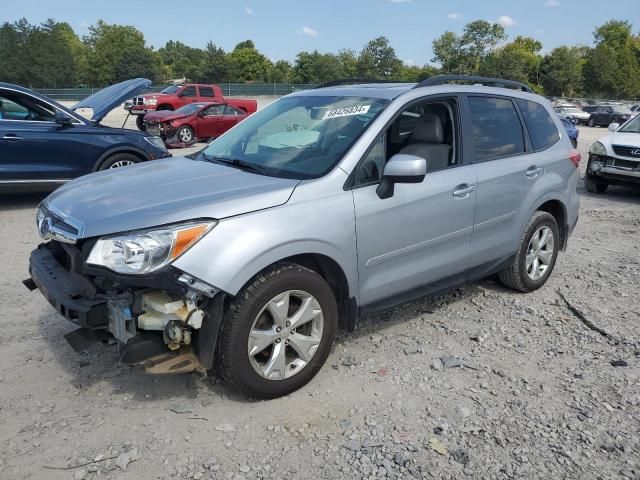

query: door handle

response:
[1,134,23,142]
[453,184,476,198]
[526,166,542,178]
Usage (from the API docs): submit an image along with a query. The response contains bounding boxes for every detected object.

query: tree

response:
[481,36,543,89]
[540,46,586,96]
[228,40,272,82]
[158,40,207,81]
[199,42,231,83]
[293,51,344,83]
[0,19,32,85]
[268,60,292,83]
[82,20,162,85]
[583,19,640,98]
[432,20,506,74]
[357,36,403,79]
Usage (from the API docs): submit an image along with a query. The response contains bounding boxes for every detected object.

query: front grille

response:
[612,158,640,170]
[612,145,640,158]
[132,97,144,106]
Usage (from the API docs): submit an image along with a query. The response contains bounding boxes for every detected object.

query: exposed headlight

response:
[87,221,216,274]
[144,98,158,105]
[144,136,167,151]
[589,141,606,155]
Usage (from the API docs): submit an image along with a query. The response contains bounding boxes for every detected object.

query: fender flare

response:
[92,146,150,172]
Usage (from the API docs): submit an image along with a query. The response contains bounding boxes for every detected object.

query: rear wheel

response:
[499,211,559,292]
[216,263,338,399]
[99,153,141,170]
[584,174,608,193]
[135,115,146,131]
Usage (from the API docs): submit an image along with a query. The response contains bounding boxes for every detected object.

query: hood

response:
[606,132,640,148]
[72,78,152,123]
[45,157,300,238]
[145,110,192,123]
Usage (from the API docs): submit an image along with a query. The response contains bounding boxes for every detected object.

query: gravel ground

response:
[0,125,639,480]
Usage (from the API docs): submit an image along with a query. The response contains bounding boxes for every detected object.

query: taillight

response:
[569,149,581,168]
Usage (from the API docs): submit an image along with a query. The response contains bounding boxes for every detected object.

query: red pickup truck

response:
[126,84,257,130]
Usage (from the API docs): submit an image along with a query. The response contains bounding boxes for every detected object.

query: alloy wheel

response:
[526,226,555,280]
[248,290,324,381]
[179,128,193,143]
[109,160,135,168]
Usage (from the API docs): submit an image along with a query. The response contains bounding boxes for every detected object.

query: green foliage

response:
[356,36,403,79]
[1,17,639,100]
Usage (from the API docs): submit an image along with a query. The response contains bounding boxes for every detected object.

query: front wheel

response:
[176,125,195,145]
[585,174,608,193]
[99,153,141,170]
[499,211,560,292]
[216,263,337,399]
[588,117,596,127]
[135,115,146,131]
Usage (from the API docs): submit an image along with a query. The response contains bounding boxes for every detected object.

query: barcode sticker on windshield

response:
[323,105,371,120]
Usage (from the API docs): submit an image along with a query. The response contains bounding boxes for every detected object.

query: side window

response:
[468,96,525,162]
[181,86,197,97]
[352,97,458,187]
[0,92,58,122]
[199,86,215,97]
[224,105,243,115]
[0,96,29,120]
[516,99,560,151]
[355,135,385,186]
[202,104,225,116]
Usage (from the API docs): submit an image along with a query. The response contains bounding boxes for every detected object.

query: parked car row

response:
[554,102,636,127]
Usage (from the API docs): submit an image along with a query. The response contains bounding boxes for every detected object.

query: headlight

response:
[86,221,216,274]
[144,98,157,105]
[589,141,606,155]
[144,136,167,151]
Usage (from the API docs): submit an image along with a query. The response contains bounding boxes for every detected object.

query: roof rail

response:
[314,79,406,89]
[414,75,533,93]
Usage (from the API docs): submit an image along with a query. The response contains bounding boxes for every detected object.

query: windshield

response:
[161,85,180,94]
[565,108,582,113]
[613,106,633,114]
[175,103,207,115]
[201,95,390,179]
[619,115,640,133]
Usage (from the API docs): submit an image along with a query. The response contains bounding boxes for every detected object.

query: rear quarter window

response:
[516,99,560,151]
[468,96,525,162]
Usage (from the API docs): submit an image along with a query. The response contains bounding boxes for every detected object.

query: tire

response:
[499,211,560,293]
[571,138,577,148]
[176,125,196,145]
[588,117,596,127]
[135,115,146,131]
[584,174,608,193]
[99,152,141,170]
[216,263,338,399]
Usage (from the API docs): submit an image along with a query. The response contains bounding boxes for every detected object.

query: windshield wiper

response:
[202,154,267,175]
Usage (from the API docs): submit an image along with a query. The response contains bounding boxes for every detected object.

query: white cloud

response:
[404,59,416,66]
[545,0,560,6]
[79,21,90,29]
[447,12,462,20]
[388,0,413,3]
[298,26,318,38]
[244,6,254,15]
[497,15,517,27]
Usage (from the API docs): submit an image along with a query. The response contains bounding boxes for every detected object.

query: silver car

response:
[25,76,580,398]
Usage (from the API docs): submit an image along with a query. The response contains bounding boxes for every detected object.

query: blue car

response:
[558,116,579,148]
[0,78,170,193]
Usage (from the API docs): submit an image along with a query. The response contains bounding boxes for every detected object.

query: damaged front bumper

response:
[25,242,225,374]
[588,154,640,187]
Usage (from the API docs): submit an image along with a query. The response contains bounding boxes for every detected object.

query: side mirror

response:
[608,123,619,132]
[54,112,72,127]
[376,154,426,199]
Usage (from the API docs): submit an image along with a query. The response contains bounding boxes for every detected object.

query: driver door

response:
[351,97,477,307]
[0,90,87,184]
[197,104,226,138]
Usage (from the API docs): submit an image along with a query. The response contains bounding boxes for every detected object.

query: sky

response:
[3,0,640,65]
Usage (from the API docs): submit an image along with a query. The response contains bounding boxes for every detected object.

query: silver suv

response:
[25,76,580,398]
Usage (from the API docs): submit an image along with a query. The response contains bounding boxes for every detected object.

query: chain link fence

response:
[34,84,317,101]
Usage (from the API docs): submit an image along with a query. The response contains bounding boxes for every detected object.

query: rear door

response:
[467,95,562,270]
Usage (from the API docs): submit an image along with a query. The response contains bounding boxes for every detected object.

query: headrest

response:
[411,113,444,144]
